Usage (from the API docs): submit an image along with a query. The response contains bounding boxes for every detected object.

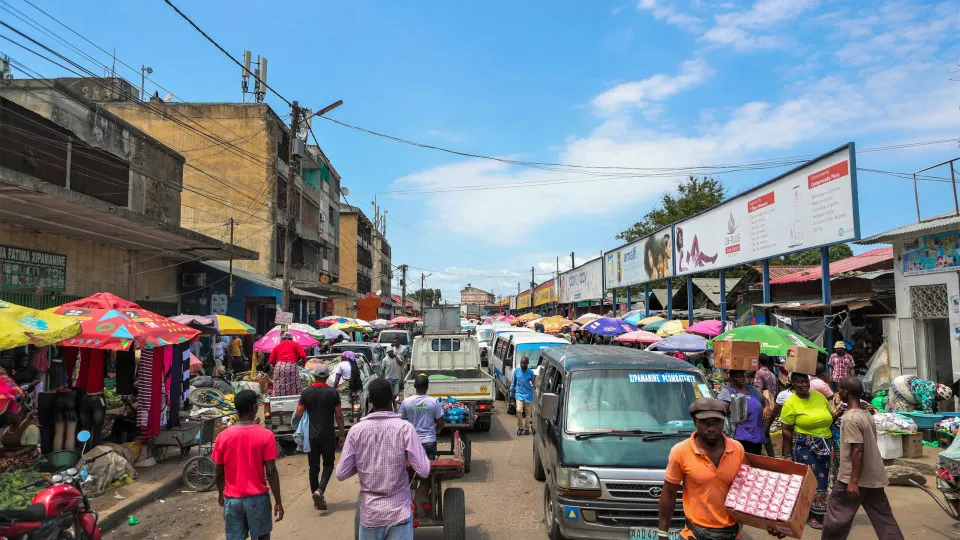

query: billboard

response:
[603,227,673,290]
[902,230,960,275]
[673,144,858,276]
[517,290,531,310]
[533,279,557,306]
[509,295,517,311]
[558,258,603,303]
[0,245,67,291]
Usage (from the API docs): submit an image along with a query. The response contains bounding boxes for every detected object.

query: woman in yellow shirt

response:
[780,371,836,529]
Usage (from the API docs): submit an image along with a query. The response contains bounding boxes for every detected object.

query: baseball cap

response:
[688,398,727,420]
[312,364,330,380]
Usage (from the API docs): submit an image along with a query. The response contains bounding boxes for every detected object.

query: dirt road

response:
[105,406,960,539]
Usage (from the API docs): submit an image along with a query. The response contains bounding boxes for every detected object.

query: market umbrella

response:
[317,316,351,327]
[372,319,390,327]
[213,314,254,335]
[582,317,637,337]
[686,319,723,338]
[332,321,365,333]
[638,315,665,327]
[710,325,825,356]
[657,320,686,337]
[253,328,319,353]
[642,319,668,332]
[52,292,199,350]
[318,327,350,341]
[524,317,544,329]
[0,300,81,350]
[496,315,517,323]
[622,311,646,325]
[388,316,416,325]
[269,323,325,338]
[541,316,575,334]
[574,313,600,326]
[648,333,708,353]
[516,313,541,324]
[614,330,663,345]
[170,314,219,335]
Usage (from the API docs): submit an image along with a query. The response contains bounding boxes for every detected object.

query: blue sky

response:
[3,0,959,302]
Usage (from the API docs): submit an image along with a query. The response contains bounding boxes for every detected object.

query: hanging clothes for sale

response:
[115,350,136,395]
[165,343,188,429]
[31,346,50,373]
[62,348,105,393]
[136,349,162,439]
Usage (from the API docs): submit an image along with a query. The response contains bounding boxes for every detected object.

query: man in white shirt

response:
[383,350,405,395]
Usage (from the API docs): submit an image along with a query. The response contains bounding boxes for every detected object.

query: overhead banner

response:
[603,227,673,290]
[517,291,531,310]
[559,258,603,303]
[533,279,557,306]
[902,230,960,275]
[509,295,517,311]
[673,144,858,276]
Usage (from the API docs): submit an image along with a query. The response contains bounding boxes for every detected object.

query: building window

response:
[910,284,948,318]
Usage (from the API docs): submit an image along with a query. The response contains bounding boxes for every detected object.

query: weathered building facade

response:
[333,205,376,317]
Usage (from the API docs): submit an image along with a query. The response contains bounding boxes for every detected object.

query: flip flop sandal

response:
[313,491,327,511]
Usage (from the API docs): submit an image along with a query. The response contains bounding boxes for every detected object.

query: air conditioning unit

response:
[182,273,207,288]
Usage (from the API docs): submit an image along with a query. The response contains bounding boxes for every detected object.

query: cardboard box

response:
[726,453,816,539]
[712,340,761,371]
[784,346,819,375]
[878,434,903,460]
[902,433,924,459]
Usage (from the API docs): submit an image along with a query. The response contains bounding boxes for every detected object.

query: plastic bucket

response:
[40,450,80,472]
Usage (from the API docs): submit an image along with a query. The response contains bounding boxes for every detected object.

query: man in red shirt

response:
[213,390,283,540]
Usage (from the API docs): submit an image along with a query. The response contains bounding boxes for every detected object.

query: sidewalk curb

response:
[98,472,185,533]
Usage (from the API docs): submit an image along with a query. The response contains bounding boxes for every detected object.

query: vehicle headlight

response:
[555,467,600,491]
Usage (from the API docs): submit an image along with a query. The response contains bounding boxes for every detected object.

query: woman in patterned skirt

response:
[269,332,307,396]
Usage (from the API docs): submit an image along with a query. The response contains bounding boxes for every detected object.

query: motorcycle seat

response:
[0,504,46,521]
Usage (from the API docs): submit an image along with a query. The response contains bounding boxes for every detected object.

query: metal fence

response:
[1,292,178,316]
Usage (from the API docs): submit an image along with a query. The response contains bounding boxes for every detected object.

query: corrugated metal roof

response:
[752,265,818,280]
[832,269,893,281]
[858,212,960,244]
[768,248,893,284]
[692,277,744,306]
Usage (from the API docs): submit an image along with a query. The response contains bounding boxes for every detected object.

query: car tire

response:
[544,482,566,540]
[476,417,491,432]
[532,442,545,482]
[442,487,466,540]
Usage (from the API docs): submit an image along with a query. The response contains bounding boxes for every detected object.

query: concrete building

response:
[333,205,377,317]
[370,206,392,318]
[461,284,495,305]
[0,78,255,314]
[46,77,354,325]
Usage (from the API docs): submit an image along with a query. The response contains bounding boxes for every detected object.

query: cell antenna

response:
[241,50,252,96]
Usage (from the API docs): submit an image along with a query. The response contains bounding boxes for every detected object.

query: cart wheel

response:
[189,387,225,408]
[182,456,217,491]
[442,487,466,540]
[354,499,361,540]
[461,432,472,474]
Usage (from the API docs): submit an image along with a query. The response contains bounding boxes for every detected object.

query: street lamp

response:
[140,65,153,102]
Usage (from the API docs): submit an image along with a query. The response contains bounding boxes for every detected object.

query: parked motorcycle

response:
[0,431,102,540]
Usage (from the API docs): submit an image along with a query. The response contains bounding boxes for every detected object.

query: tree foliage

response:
[617,176,725,243]
[413,288,442,307]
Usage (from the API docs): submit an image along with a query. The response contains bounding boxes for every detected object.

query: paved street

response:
[104,404,960,540]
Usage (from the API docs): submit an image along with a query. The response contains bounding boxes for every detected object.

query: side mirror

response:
[541,392,560,423]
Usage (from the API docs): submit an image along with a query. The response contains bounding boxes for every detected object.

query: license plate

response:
[630,528,681,540]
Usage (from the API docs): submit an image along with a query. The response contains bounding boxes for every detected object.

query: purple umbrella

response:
[582,317,637,337]
[647,333,708,353]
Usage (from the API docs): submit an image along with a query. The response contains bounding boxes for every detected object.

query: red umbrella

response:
[615,330,663,344]
[53,293,200,350]
[388,316,416,325]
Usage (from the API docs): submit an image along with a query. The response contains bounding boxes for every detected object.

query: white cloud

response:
[701,0,819,51]
[636,0,703,31]
[591,59,713,116]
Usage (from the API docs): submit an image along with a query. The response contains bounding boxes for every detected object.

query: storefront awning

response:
[0,165,257,261]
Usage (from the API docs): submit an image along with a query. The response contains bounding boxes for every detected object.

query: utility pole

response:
[400,264,408,315]
[530,266,536,315]
[227,218,234,299]
[570,252,575,271]
[281,100,301,311]
[421,273,425,310]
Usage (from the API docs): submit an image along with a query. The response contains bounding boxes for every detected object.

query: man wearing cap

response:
[294,364,345,511]
[399,374,444,458]
[658,398,745,539]
[828,341,855,392]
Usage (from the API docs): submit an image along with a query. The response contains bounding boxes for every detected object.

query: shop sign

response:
[210,294,228,315]
[509,295,517,310]
[533,279,557,306]
[0,245,66,291]
[603,227,673,290]
[517,291,531,310]
[902,229,960,276]
[673,144,858,276]
[275,310,294,324]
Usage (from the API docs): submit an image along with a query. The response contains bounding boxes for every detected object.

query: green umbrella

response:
[708,325,825,356]
[642,320,667,332]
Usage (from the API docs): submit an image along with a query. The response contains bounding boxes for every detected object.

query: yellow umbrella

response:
[638,316,665,327]
[516,313,541,323]
[657,320,686,337]
[214,314,255,335]
[542,316,575,334]
[332,321,364,333]
[0,300,81,350]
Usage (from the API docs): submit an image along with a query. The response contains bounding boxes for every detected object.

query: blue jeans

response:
[224,492,272,540]
[387,378,400,395]
[358,518,413,540]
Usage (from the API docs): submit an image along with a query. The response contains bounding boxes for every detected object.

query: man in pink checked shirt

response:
[336,378,430,540]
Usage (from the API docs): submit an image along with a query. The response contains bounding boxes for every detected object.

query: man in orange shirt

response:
[658,398,744,539]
